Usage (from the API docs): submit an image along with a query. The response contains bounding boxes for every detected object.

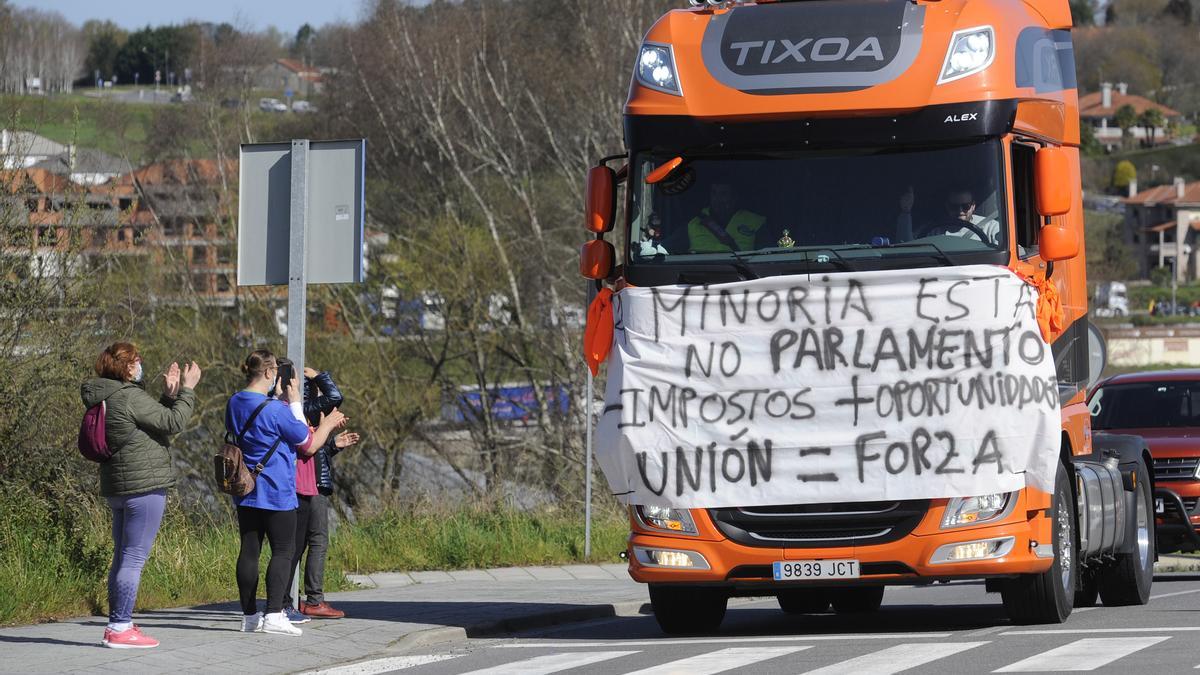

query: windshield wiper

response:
[872,241,954,266]
[726,249,759,280]
[734,244,862,272]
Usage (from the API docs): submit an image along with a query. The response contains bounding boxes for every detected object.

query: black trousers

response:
[285,495,313,608]
[236,505,296,615]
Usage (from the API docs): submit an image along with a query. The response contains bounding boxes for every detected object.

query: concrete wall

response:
[1106,327,1200,367]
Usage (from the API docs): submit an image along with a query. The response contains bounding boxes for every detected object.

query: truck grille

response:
[708,500,929,549]
[1153,457,1200,481]
[1162,497,1199,519]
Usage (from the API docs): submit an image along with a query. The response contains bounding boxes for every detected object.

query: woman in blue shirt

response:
[228,349,344,636]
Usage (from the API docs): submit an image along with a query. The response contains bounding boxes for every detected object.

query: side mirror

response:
[580,239,615,280]
[1034,146,1071,217]
[585,166,616,234]
[1040,223,1079,261]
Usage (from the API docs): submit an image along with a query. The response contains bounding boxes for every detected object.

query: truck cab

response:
[582,0,1156,634]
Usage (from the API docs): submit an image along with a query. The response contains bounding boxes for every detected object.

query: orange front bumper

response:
[626,490,1055,587]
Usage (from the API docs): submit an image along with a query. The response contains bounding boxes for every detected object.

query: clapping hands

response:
[164,362,181,398]
[163,361,201,396]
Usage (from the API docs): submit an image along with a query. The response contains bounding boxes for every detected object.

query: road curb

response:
[1155,555,1200,573]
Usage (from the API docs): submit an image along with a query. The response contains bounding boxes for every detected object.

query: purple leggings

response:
[106,490,166,624]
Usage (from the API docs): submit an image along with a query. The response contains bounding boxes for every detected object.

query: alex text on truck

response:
[580,0,1155,634]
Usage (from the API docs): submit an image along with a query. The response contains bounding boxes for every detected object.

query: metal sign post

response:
[287,140,310,388]
[286,140,309,610]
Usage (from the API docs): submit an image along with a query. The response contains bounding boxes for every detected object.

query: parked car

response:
[258,97,287,113]
[292,100,317,114]
[1089,370,1200,553]
[220,98,244,109]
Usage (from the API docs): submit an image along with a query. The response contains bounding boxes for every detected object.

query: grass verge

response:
[0,486,628,627]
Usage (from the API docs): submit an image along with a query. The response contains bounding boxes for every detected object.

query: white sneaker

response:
[261,611,302,636]
[240,612,263,633]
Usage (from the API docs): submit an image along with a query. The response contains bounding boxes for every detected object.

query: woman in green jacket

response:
[80,342,201,649]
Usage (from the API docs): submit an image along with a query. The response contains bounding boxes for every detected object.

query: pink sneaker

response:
[102,625,159,649]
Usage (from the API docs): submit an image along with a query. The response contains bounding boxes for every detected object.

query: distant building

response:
[0,130,66,170]
[32,146,131,186]
[1080,83,1183,151]
[0,164,141,280]
[253,58,324,98]
[119,159,239,305]
[1124,178,1200,281]
[2,155,237,306]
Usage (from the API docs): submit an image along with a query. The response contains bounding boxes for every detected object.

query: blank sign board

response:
[238,139,365,285]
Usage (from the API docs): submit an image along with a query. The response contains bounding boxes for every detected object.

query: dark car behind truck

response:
[1089,370,1200,553]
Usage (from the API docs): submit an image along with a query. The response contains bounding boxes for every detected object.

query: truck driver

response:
[687,181,766,253]
[896,184,1001,246]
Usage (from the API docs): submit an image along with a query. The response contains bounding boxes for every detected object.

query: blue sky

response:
[9,0,378,36]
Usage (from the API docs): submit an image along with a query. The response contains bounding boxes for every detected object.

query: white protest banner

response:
[595,265,1061,508]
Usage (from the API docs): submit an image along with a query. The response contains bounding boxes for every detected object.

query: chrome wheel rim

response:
[1137,483,1151,570]
[1059,495,1073,592]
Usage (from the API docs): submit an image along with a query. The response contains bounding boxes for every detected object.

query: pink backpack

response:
[78,401,111,462]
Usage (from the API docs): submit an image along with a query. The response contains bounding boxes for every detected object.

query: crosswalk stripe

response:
[304,654,462,675]
[994,637,1169,672]
[1003,627,1200,635]
[457,650,639,675]
[623,646,810,675]
[800,641,989,675]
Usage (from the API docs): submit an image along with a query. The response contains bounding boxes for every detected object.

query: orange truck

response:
[581,0,1155,634]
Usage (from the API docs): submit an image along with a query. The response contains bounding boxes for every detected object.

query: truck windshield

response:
[629,141,1007,268]
[1091,382,1200,430]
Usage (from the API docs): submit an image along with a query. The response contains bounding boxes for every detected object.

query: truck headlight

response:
[637,43,681,96]
[938,26,994,84]
[941,492,1013,528]
[636,504,698,535]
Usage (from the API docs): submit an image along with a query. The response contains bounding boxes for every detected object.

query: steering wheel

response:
[916,215,990,243]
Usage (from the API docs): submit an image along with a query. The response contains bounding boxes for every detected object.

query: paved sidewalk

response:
[0,564,646,675]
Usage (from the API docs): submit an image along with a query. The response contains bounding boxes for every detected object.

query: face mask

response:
[131,362,144,383]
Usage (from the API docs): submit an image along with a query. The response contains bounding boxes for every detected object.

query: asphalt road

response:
[319,574,1200,675]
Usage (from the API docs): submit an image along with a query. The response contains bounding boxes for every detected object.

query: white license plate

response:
[773,559,860,581]
[1156,498,1165,514]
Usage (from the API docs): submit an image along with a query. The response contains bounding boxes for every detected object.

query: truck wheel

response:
[1000,462,1075,624]
[648,584,727,634]
[1097,457,1154,606]
[830,586,885,613]
[776,589,830,614]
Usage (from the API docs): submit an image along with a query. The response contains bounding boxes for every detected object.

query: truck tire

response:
[648,584,728,634]
[776,589,830,614]
[830,586,885,613]
[1097,457,1154,606]
[1000,462,1075,624]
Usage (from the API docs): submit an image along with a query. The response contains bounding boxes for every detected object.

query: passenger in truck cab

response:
[686,181,766,253]
[895,184,1001,246]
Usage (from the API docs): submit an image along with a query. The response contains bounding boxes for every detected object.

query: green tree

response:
[1070,0,1097,25]
[1113,159,1138,192]
[1080,121,1104,156]
[1114,104,1139,149]
[113,25,199,86]
[82,20,128,82]
[1138,107,1167,145]
[291,23,315,62]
